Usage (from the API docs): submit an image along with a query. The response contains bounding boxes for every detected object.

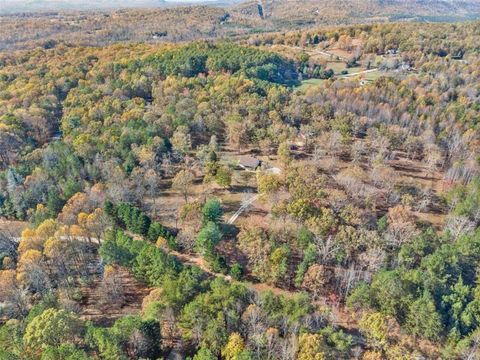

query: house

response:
[238,155,261,170]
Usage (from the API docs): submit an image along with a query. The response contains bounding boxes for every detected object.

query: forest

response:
[0,18,480,360]
[2,0,480,51]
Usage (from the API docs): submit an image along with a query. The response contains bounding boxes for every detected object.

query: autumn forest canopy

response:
[1,11,480,360]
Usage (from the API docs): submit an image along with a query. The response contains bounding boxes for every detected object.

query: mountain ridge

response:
[2,0,480,14]
[1,0,480,50]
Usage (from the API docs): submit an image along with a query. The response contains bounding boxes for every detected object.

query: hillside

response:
[239,0,480,25]
[2,0,480,50]
[1,20,480,359]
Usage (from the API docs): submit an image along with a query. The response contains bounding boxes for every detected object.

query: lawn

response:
[296,78,325,92]
[325,61,347,73]
[324,62,365,75]
[363,70,389,81]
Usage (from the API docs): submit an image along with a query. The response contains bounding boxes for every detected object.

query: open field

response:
[296,78,326,91]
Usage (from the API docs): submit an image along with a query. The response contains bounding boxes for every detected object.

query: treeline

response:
[145,42,299,85]
[99,229,181,285]
[248,22,480,57]
[104,201,176,249]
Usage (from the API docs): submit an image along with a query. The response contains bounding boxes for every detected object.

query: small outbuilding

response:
[238,155,261,170]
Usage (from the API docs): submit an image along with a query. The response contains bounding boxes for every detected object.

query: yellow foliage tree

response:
[297,333,326,360]
[35,219,58,240]
[359,312,390,349]
[16,249,43,284]
[222,332,246,360]
[18,219,58,254]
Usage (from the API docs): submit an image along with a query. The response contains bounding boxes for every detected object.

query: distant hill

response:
[235,0,480,25]
[1,0,480,50]
[2,0,479,16]
[0,0,168,13]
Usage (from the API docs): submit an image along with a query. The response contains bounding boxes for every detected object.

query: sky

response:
[0,0,223,14]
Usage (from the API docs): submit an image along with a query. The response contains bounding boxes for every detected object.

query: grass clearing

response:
[364,70,390,81]
[326,61,347,73]
[296,78,325,91]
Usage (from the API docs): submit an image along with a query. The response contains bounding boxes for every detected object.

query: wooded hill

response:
[1,19,480,360]
[2,0,480,51]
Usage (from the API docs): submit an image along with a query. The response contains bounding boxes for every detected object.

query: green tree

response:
[230,262,244,280]
[193,347,216,360]
[41,344,90,360]
[99,230,137,266]
[0,321,23,358]
[277,142,291,169]
[442,277,472,336]
[215,166,232,188]
[46,189,65,218]
[202,198,223,224]
[85,326,124,360]
[133,244,181,286]
[287,198,316,220]
[370,270,406,318]
[257,173,282,195]
[24,309,83,349]
[269,245,290,285]
[196,222,223,256]
[201,313,228,355]
[405,292,443,341]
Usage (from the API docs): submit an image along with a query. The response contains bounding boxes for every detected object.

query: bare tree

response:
[160,153,175,178]
[0,131,22,169]
[351,141,366,164]
[100,265,124,306]
[415,188,433,213]
[278,333,298,360]
[445,215,475,242]
[0,231,18,262]
[424,143,443,178]
[144,168,161,216]
[463,331,480,360]
[314,235,339,265]
[358,247,386,272]
[172,169,195,203]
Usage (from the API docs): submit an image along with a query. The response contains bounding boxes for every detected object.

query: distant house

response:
[238,156,261,170]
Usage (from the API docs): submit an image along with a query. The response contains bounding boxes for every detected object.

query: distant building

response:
[238,156,261,170]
